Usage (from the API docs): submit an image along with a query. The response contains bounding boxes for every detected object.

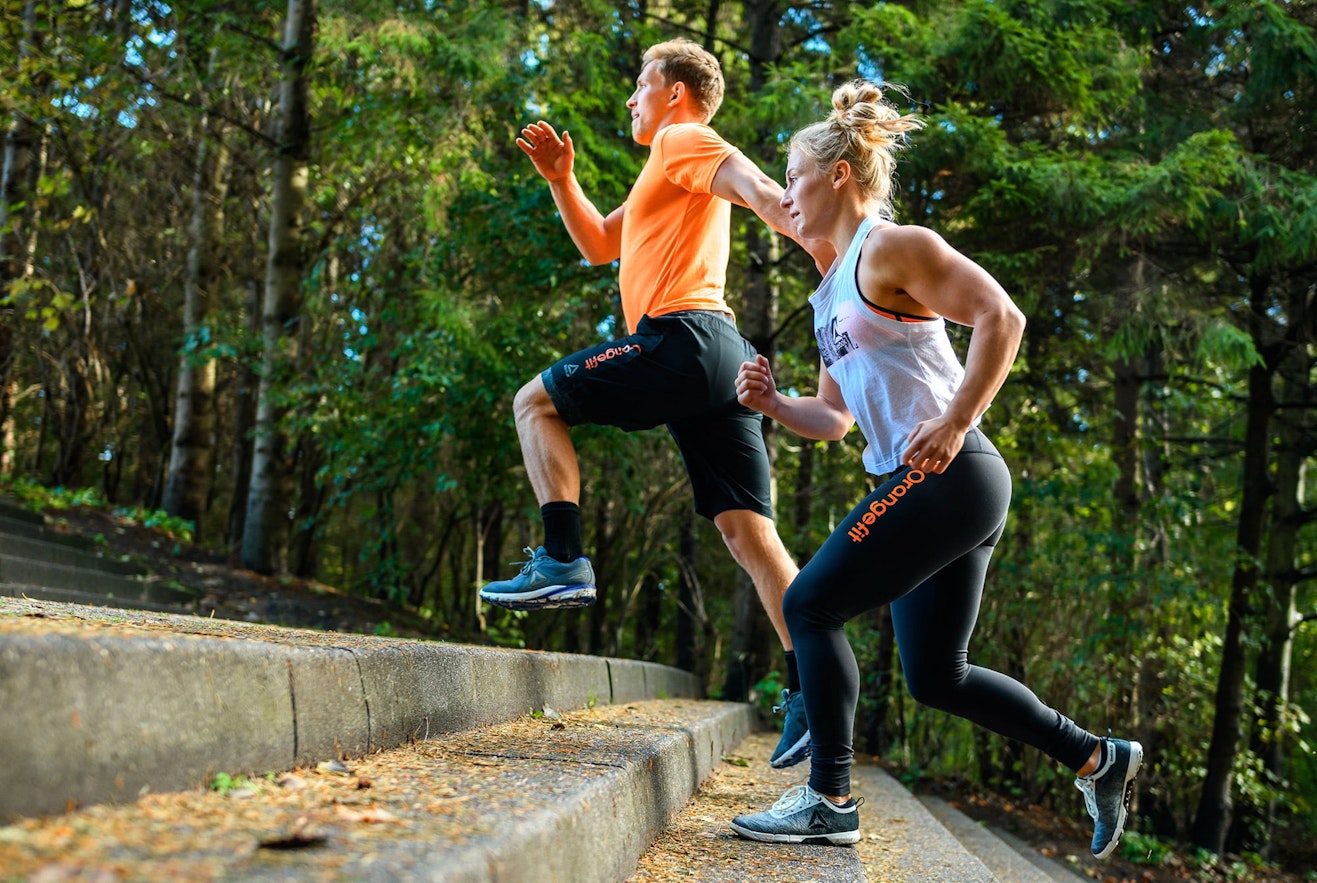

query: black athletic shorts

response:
[540,310,773,521]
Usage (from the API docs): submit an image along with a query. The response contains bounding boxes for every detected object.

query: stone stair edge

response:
[917,793,1074,883]
[0,597,708,823]
[848,763,997,882]
[0,530,146,575]
[0,508,96,550]
[0,553,181,598]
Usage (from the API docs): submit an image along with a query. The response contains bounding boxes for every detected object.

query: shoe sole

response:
[769,732,812,769]
[480,585,596,611]
[1093,740,1144,860]
[729,821,859,846]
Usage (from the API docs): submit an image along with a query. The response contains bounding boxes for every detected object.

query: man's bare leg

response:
[712,508,798,651]
[513,375,579,506]
[478,376,595,610]
[714,507,811,767]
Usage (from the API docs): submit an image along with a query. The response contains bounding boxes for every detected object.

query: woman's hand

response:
[736,354,779,415]
[901,414,967,474]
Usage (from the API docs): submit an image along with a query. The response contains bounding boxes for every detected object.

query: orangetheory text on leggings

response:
[847,469,926,543]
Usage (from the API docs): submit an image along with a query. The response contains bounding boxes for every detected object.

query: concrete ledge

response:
[919,794,1062,883]
[0,532,146,575]
[0,581,196,614]
[0,598,702,821]
[850,762,996,882]
[0,555,194,603]
[327,700,757,883]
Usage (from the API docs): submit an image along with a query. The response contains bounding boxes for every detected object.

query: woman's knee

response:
[903,665,967,710]
[781,577,843,633]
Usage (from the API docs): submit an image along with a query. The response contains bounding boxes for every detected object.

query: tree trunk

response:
[242,0,315,574]
[0,0,40,475]
[1192,278,1276,854]
[164,53,230,533]
[227,280,260,559]
[1241,306,1312,855]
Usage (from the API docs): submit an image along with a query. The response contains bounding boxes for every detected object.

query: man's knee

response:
[716,509,777,550]
[514,375,556,424]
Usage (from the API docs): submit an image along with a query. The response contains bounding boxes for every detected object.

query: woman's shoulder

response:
[866,222,946,250]
[862,223,953,270]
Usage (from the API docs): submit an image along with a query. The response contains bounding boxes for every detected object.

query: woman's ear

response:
[832,160,852,190]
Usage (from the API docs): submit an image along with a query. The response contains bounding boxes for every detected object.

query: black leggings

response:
[785,429,1100,796]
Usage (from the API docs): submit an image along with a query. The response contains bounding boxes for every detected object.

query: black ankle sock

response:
[541,501,582,563]
[785,651,801,694]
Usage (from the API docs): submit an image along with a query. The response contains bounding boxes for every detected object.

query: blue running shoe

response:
[731,785,861,845]
[480,547,596,611]
[1075,737,1144,859]
[770,688,811,768]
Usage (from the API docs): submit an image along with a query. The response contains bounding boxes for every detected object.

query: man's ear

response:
[669,81,686,106]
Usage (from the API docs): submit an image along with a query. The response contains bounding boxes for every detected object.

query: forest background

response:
[2,0,1315,877]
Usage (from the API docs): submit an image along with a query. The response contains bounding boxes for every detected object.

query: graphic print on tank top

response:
[816,316,857,368]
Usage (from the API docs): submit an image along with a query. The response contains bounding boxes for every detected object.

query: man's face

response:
[626,61,675,145]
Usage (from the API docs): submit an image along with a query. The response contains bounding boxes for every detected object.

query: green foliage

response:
[208,772,256,796]
[1,478,105,512]
[1119,830,1175,865]
[751,670,785,716]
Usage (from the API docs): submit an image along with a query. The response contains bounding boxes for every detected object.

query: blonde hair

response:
[790,80,924,219]
[642,39,725,121]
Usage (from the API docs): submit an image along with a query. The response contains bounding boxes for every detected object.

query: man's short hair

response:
[643,39,725,121]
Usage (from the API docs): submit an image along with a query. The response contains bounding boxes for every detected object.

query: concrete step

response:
[0,596,707,820]
[848,762,996,881]
[0,509,95,550]
[637,731,1087,882]
[0,555,196,607]
[635,730,867,881]
[917,795,1084,882]
[0,530,146,575]
[0,597,1086,882]
[0,597,748,882]
[0,497,46,526]
[982,820,1091,882]
[0,580,199,614]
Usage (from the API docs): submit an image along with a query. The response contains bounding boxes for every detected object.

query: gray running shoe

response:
[769,689,811,768]
[730,785,861,845]
[1074,737,1144,859]
[479,546,596,611]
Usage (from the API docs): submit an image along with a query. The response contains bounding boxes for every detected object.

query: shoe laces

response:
[510,547,537,574]
[770,785,817,816]
[1075,775,1098,820]
[772,689,791,715]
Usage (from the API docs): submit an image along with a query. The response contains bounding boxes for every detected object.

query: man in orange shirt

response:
[481,39,825,768]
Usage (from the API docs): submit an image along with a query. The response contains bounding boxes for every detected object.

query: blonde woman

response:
[730,80,1142,859]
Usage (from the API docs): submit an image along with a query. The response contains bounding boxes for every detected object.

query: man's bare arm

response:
[517,121,623,265]
[710,152,836,272]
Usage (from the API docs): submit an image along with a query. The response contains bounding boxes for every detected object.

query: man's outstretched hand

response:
[517,121,574,183]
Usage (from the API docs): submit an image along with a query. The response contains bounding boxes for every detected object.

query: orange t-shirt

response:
[618,123,739,333]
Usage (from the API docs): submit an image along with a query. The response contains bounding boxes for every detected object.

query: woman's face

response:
[781,148,831,239]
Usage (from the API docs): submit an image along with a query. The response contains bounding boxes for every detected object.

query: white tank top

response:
[809,217,975,475]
